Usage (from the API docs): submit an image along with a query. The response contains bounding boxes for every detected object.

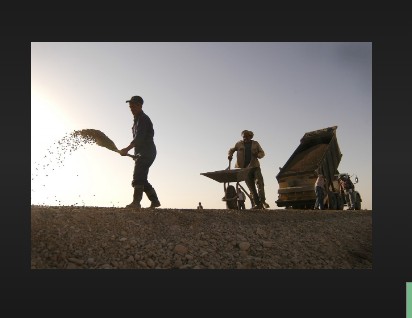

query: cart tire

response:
[225,185,238,209]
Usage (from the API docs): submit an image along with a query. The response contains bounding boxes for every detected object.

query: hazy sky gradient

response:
[31,42,372,209]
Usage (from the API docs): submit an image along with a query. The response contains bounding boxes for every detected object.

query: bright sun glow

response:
[31,90,134,207]
[31,91,80,206]
[31,91,70,159]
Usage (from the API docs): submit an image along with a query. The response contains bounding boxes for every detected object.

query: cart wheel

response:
[225,185,238,209]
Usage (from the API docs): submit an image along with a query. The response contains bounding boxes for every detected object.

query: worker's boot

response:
[252,202,264,209]
[145,187,161,208]
[250,190,262,209]
[125,185,144,209]
[251,195,263,209]
[260,196,270,209]
[258,188,269,209]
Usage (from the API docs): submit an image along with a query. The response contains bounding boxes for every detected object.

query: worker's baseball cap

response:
[126,96,144,104]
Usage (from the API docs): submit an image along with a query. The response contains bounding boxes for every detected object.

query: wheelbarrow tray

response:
[201,167,253,183]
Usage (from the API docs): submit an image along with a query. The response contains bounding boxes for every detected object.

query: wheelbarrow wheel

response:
[225,185,238,210]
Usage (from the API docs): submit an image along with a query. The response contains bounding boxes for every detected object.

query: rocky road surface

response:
[31,206,372,269]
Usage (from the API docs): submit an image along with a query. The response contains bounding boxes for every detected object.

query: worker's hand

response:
[119,148,129,156]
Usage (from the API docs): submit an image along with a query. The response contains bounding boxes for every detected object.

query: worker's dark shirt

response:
[131,111,155,154]
[244,141,252,167]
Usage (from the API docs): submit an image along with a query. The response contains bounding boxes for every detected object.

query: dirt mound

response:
[31,206,372,269]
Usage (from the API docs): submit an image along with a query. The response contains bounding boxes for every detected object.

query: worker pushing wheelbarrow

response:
[201,129,270,210]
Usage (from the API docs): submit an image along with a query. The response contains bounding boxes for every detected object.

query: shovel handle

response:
[118,150,140,160]
[127,154,142,160]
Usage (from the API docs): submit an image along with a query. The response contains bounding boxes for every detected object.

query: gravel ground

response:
[31,206,372,269]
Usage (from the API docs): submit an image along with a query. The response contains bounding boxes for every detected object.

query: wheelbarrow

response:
[200,160,254,209]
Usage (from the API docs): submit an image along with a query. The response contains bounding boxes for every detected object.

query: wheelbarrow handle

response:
[227,158,232,170]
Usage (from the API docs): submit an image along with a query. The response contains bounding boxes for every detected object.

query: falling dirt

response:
[31,129,122,205]
[32,129,120,177]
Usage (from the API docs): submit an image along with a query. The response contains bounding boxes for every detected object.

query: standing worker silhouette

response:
[119,95,161,209]
[237,188,246,210]
[228,130,269,209]
[314,173,326,210]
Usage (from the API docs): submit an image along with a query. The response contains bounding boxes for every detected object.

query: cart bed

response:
[201,167,252,183]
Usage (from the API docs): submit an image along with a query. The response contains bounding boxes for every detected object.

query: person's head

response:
[241,130,254,142]
[126,95,144,116]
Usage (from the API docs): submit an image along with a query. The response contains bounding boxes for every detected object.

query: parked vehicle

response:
[275,126,362,210]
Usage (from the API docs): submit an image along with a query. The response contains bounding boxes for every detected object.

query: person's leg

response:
[344,190,352,209]
[126,184,144,208]
[245,168,260,208]
[131,153,158,208]
[126,160,145,208]
[255,168,269,208]
[314,186,321,209]
[255,168,265,201]
[348,189,355,209]
[352,191,356,209]
[344,192,350,209]
[144,181,161,208]
[319,188,325,210]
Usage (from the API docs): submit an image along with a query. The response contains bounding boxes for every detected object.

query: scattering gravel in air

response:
[31,129,121,205]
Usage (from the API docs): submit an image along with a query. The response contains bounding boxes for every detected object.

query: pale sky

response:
[31,42,372,210]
